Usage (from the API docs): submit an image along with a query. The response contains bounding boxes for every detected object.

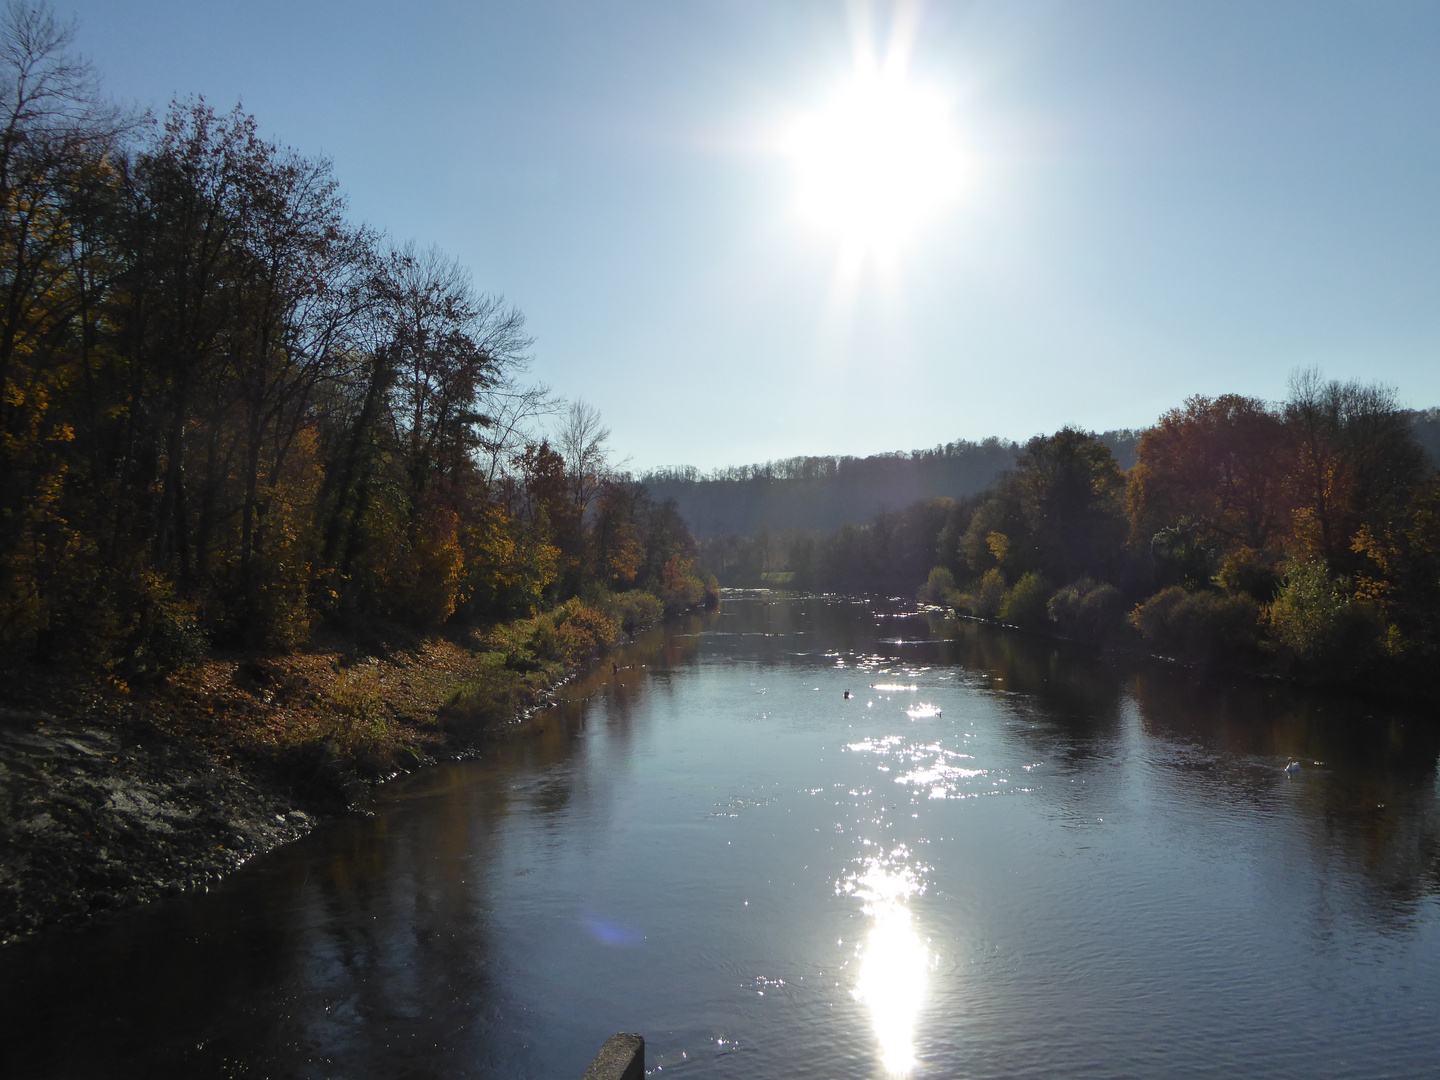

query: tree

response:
[378,242,530,501]
[0,2,135,655]
[0,5,606,656]
[1011,428,1127,584]
[555,398,611,518]
[1127,394,1289,557]
[0,0,129,429]
[1283,369,1425,570]
[475,373,559,488]
[591,477,648,589]
[111,99,376,640]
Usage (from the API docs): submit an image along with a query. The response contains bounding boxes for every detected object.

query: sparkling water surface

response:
[5,593,1440,1078]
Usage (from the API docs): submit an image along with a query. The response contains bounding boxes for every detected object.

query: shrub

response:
[1130,586,1186,644]
[1149,520,1215,590]
[527,614,561,663]
[126,596,208,678]
[551,599,621,661]
[1047,578,1124,641]
[961,568,1007,619]
[605,589,665,634]
[485,618,540,671]
[322,667,403,770]
[661,554,706,615]
[484,600,620,670]
[1264,561,1384,680]
[1130,586,1261,662]
[919,566,958,606]
[999,571,1049,627]
[109,569,208,679]
[1217,546,1281,602]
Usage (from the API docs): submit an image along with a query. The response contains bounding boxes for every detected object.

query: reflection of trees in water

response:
[181,612,719,1075]
[715,594,970,671]
[944,615,1440,922]
[716,594,882,666]
[949,619,1128,764]
[1130,673,1432,772]
[1,863,302,1076]
[470,610,716,815]
[1299,768,1440,920]
[1131,668,1440,923]
[0,768,524,1077]
[278,767,519,1076]
[597,611,710,742]
[658,612,711,670]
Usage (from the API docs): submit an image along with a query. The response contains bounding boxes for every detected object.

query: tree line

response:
[0,3,710,674]
[702,373,1440,690]
[643,438,1024,536]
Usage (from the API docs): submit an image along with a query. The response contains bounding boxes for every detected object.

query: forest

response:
[0,6,712,680]
[702,382,1440,691]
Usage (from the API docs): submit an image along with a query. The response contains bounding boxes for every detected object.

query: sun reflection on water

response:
[843,851,931,1074]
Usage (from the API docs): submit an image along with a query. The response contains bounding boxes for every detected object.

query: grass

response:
[38,592,672,806]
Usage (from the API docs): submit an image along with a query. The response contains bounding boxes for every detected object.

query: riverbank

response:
[0,607,643,946]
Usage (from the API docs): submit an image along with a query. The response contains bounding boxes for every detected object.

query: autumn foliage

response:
[705,384,1440,691]
[0,11,709,673]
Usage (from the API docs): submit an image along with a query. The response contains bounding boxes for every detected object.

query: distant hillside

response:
[643,439,1017,537]
[645,432,1140,538]
[1412,408,1440,464]
[644,412,1436,539]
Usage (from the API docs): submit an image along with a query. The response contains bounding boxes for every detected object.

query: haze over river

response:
[6,593,1440,1078]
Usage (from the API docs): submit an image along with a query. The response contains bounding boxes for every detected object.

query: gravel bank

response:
[0,704,316,944]
[0,630,542,946]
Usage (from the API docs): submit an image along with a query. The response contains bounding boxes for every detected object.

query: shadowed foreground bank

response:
[0,604,684,945]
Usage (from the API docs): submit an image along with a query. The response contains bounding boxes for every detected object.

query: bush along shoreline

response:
[916,561,1439,704]
[0,586,715,947]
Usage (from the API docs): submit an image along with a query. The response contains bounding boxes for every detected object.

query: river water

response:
[5,592,1440,1079]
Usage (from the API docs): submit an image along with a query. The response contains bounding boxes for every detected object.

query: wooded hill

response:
[649,412,1440,540]
[643,432,1136,538]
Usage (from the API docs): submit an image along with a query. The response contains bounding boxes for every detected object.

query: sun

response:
[783,70,965,257]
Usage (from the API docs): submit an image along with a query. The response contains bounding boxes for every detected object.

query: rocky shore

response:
[0,705,316,942]
[0,626,560,946]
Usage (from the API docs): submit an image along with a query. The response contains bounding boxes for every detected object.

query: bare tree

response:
[0,0,114,144]
[378,241,532,496]
[0,0,135,429]
[555,398,612,515]
[1284,367,1425,565]
[476,373,561,487]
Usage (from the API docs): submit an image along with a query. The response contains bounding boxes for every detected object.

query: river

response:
[5,592,1440,1078]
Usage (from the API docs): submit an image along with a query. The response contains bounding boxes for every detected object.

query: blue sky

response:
[62,1,1440,472]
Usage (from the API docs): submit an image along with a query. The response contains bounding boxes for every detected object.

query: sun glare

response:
[784,71,965,258]
[847,854,931,1074]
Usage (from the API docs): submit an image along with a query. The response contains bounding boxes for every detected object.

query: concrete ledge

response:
[582,1033,645,1080]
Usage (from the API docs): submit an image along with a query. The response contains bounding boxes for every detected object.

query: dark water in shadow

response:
[5,593,1440,1078]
